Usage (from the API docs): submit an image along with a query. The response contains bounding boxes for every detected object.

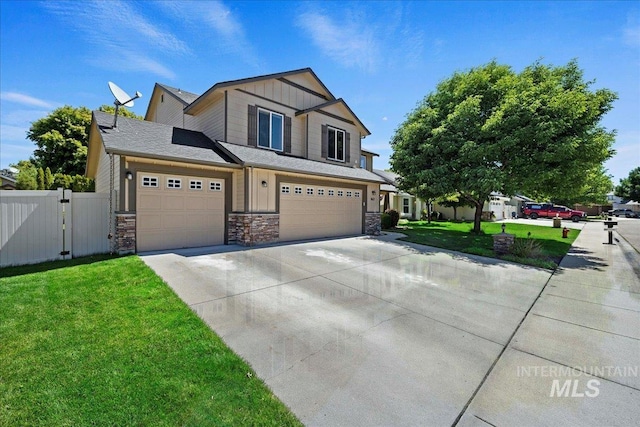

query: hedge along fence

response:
[0,189,111,267]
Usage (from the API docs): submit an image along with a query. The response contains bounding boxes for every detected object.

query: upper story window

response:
[258,108,283,151]
[327,126,345,162]
[360,155,366,169]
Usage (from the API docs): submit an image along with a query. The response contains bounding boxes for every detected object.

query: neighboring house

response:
[607,192,640,213]
[86,68,384,253]
[373,169,425,219]
[0,172,17,190]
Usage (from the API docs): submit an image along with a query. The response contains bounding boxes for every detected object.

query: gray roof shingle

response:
[216,141,384,183]
[93,111,236,167]
[156,83,200,105]
[93,111,382,183]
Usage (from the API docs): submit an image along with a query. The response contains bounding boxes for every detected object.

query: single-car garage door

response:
[136,173,225,251]
[279,182,363,241]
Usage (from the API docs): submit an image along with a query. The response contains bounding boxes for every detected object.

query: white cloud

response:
[0,92,55,109]
[623,12,640,47]
[156,0,261,68]
[44,0,188,78]
[296,11,379,72]
[382,116,388,121]
[295,4,425,73]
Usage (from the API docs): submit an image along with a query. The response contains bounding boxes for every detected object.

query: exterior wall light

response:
[261,180,268,187]
[126,171,133,180]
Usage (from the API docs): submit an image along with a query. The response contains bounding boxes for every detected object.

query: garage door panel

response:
[137,172,225,252]
[280,182,362,241]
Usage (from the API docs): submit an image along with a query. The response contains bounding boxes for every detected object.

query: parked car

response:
[523,203,587,222]
[608,208,638,218]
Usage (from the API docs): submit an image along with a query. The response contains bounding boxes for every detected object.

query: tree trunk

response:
[453,206,458,221]
[473,201,483,234]
[426,199,432,223]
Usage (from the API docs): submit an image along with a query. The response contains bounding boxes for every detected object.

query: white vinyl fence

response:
[0,189,111,267]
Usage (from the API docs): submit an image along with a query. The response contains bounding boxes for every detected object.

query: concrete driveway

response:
[142,236,552,426]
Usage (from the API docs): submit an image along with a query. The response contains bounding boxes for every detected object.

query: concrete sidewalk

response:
[458,221,640,426]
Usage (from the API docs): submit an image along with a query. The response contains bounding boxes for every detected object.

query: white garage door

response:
[279,183,363,241]
[136,173,225,251]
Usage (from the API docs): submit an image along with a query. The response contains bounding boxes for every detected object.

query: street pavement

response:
[458,220,640,426]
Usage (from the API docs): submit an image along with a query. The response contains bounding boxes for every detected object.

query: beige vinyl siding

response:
[307,113,360,166]
[236,79,325,110]
[225,90,305,156]
[191,93,225,140]
[233,169,244,212]
[152,91,185,127]
[249,169,276,212]
[278,73,330,101]
[367,183,380,212]
[95,149,120,198]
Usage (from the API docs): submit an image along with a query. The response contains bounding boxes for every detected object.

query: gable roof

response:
[295,98,371,136]
[87,111,383,184]
[144,83,200,121]
[184,68,335,114]
[215,140,384,183]
[89,111,236,171]
[156,83,200,105]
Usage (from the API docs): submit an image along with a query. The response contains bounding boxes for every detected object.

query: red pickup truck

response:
[523,203,587,222]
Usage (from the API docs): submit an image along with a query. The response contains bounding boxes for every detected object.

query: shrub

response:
[381,213,393,229]
[385,209,400,227]
[510,237,543,259]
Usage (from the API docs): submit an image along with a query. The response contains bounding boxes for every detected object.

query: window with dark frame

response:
[258,108,283,151]
[403,198,410,214]
[327,126,345,161]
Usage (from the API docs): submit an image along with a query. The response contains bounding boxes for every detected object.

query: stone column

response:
[115,213,136,254]
[365,212,382,236]
[493,232,515,255]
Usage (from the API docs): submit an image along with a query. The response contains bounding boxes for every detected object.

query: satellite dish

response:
[107,81,142,128]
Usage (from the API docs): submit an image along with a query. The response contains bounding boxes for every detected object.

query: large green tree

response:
[615,167,640,202]
[28,104,142,176]
[391,60,617,233]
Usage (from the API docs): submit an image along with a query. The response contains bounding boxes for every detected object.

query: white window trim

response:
[257,108,284,152]
[318,188,325,196]
[189,179,203,190]
[281,185,290,194]
[327,126,346,162]
[141,176,159,188]
[294,186,303,194]
[209,181,222,191]
[167,178,182,189]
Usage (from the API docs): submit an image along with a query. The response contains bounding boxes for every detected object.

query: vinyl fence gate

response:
[0,189,112,267]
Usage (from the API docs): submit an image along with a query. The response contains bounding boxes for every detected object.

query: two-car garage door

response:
[136,173,225,252]
[279,182,363,241]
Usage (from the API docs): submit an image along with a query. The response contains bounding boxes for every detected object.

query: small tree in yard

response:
[391,60,617,233]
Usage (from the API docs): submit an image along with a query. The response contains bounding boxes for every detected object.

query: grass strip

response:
[395,221,579,269]
[0,255,301,427]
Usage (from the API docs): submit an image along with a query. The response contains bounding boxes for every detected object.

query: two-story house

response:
[86,68,383,253]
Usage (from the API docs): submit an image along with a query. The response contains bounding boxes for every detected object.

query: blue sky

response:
[1,0,638,184]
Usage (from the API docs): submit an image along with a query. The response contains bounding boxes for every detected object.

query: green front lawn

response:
[395,221,579,269]
[0,256,301,427]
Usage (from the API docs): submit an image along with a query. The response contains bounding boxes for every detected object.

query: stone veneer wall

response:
[228,213,279,246]
[115,213,136,254]
[365,212,381,236]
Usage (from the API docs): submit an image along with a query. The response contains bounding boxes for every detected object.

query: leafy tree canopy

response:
[28,104,142,176]
[391,59,617,232]
[615,167,640,202]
